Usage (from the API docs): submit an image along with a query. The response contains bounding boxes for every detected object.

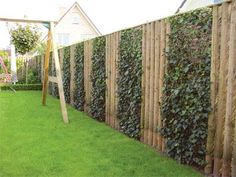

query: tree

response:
[10,24,40,55]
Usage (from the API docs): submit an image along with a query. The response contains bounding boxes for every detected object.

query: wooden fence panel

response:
[141,19,168,151]
[105,32,120,129]
[84,40,93,114]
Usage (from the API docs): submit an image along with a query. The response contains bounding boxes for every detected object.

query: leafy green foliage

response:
[74,43,85,111]
[27,69,41,84]
[63,47,71,103]
[117,28,142,139]
[0,84,42,90]
[90,37,106,121]
[161,9,212,167]
[10,25,40,55]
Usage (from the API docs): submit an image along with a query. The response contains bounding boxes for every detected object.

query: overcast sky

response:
[0,0,183,48]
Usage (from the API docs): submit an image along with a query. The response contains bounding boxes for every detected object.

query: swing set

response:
[0,17,69,123]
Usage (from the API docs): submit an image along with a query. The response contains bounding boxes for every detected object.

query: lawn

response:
[0,91,203,177]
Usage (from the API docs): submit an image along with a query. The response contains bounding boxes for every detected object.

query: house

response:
[55,2,101,46]
[178,0,224,13]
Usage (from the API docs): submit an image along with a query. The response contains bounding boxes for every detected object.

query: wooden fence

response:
[34,1,236,176]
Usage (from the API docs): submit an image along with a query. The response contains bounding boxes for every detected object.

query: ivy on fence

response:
[161,9,212,167]
[63,47,71,103]
[117,27,142,139]
[90,37,106,121]
[73,43,85,111]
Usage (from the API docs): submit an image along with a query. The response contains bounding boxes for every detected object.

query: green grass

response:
[0,91,203,177]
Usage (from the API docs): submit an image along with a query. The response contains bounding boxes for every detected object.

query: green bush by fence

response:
[0,84,42,91]
[161,9,212,167]
[73,43,85,111]
[117,28,142,139]
[90,37,106,121]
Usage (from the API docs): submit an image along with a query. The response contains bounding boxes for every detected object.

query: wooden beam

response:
[42,30,52,105]
[50,22,69,123]
[0,17,57,24]
[48,76,58,83]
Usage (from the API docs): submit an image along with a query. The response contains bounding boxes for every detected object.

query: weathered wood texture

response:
[205,1,236,177]
[105,32,120,129]
[84,40,93,114]
[141,19,169,152]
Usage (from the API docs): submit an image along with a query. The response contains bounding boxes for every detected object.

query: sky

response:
[0,0,183,48]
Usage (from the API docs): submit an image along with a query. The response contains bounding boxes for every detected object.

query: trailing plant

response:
[63,47,71,103]
[73,43,85,111]
[90,37,106,121]
[117,27,142,139]
[161,9,212,167]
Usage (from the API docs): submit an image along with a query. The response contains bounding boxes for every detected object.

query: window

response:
[57,33,70,46]
[72,13,80,24]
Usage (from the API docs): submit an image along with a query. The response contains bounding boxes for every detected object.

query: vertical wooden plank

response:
[222,1,236,176]
[153,21,161,148]
[213,3,230,176]
[148,22,155,146]
[205,6,220,175]
[70,44,76,105]
[107,35,111,125]
[158,19,166,152]
[141,24,146,142]
[162,20,170,152]
[115,32,120,130]
[112,33,117,128]
[42,30,52,105]
[144,23,150,144]
[105,35,109,124]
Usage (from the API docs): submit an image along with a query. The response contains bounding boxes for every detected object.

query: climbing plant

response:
[90,37,106,121]
[63,47,71,103]
[117,27,142,139]
[161,9,212,167]
[73,43,85,111]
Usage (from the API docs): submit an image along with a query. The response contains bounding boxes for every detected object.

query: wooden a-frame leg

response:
[42,30,52,105]
[50,22,69,123]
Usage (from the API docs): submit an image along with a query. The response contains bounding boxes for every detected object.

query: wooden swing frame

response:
[0,17,69,123]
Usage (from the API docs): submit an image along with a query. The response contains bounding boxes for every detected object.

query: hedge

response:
[0,84,42,91]
[161,9,212,167]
